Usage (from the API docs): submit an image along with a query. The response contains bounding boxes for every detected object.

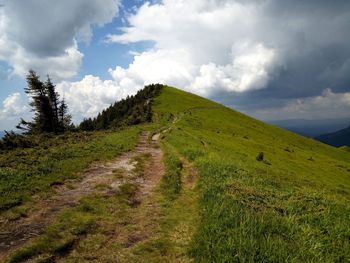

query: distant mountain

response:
[0,131,5,139]
[316,126,350,147]
[270,118,350,137]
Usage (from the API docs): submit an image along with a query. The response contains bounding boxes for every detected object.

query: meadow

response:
[0,128,140,217]
[154,87,350,262]
[6,129,198,263]
[2,86,350,262]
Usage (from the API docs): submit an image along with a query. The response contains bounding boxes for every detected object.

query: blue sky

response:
[0,0,138,96]
[0,0,350,130]
[77,0,149,79]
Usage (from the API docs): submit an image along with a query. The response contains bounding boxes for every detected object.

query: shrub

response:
[256,152,264,161]
[0,131,33,150]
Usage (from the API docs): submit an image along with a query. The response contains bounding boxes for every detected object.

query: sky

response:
[0,0,350,130]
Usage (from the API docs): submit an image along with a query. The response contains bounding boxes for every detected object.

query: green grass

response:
[339,145,350,153]
[112,147,198,263]
[8,188,136,262]
[3,86,350,262]
[0,127,140,214]
[7,147,150,262]
[161,148,183,200]
[7,149,196,262]
[8,207,96,263]
[153,86,350,262]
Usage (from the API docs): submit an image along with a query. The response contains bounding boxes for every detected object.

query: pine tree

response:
[17,70,72,134]
[79,118,95,131]
[77,84,163,131]
[58,98,72,131]
[44,76,60,132]
[18,70,53,133]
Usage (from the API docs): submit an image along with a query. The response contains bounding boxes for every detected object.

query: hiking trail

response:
[0,131,164,261]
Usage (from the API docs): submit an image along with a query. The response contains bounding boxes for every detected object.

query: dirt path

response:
[0,131,164,261]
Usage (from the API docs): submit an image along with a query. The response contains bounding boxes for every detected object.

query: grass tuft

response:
[161,152,182,200]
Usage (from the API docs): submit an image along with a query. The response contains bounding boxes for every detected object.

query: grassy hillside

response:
[2,85,350,262]
[340,145,350,152]
[0,128,140,215]
[153,86,350,262]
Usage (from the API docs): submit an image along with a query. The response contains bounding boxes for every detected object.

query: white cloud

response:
[0,92,27,120]
[2,0,348,128]
[56,42,275,122]
[105,0,350,99]
[106,0,275,95]
[189,43,275,95]
[55,0,348,122]
[252,89,350,121]
[57,74,142,122]
[0,0,120,81]
[2,41,84,81]
[110,48,195,88]
[55,48,193,122]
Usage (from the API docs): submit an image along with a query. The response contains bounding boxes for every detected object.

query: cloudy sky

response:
[0,0,350,130]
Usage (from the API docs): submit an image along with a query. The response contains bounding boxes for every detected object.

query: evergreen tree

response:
[45,76,60,132]
[17,70,72,134]
[58,98,72,131]
[79,118,95,131]
[18,70,53,133]
[78,84,163,131]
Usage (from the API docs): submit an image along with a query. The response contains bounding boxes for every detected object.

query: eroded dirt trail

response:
[0,131,164,260]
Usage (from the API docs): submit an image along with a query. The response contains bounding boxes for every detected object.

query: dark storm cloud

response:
[260,0,350,98]
[2,0,120,57]
[209,0,350,118]
[0,0,120,79]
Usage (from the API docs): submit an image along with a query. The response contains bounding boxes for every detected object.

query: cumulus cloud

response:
[110,48,194,89]
[56,48,193,122]
[189,43,275,94]
[57,74,142,122]
[2,0,349,127]
[106,0,277,95]
[0,0,120,81]
[55,0,350,123]
[252,89,350,120]
[0,92,27,120]
[105,0,350,99]
[57,42,276,122]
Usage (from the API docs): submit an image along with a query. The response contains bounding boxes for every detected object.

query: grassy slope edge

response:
[0,128,140,216]
[154,86,350,262]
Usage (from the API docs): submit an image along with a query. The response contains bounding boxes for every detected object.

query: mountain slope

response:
[316,125,350,147]
[3,86,350,262]
[153,86,350,262]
